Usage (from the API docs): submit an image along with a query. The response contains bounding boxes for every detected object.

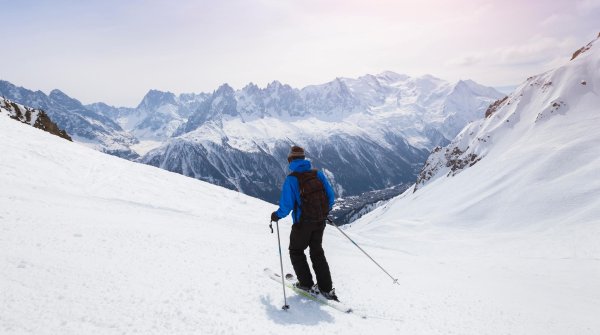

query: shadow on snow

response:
[260,295,335,325]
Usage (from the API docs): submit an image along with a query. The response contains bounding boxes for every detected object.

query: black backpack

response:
[290,169,329,223]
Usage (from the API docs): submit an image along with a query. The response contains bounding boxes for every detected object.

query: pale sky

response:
[1,0,599,106]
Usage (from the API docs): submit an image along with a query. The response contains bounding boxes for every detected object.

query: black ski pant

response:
[289,220,333,292]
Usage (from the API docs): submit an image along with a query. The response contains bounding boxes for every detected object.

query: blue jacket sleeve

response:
[317,171,335,211]
[275,176,296,219]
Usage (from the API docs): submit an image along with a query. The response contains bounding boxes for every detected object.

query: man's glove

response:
[271,211,279,222]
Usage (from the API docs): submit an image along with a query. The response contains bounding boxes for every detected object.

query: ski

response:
[264,268,365,318]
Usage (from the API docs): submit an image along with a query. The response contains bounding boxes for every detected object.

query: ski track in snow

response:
[1,82,600,335]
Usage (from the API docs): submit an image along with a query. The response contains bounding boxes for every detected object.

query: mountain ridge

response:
[0,71,504,206]
[0,80,138,158]
[414,34,600,192]
[141,72,504,202]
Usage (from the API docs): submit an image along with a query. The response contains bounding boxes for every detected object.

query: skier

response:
[270,145,338,301]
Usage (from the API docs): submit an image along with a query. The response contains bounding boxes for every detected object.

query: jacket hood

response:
[288,159,312,172]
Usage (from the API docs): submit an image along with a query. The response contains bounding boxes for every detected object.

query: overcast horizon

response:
[1,0,599,107]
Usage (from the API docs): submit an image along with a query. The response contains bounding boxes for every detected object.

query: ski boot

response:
[293,281,313,293]
[320,287,339,302]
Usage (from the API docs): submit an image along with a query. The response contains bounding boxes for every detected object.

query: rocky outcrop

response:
[571,32,600,61]
[485,96,508,118]
[414,145,480,191]
[1,97,71,141]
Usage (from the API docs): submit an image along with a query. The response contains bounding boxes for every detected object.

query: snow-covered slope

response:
[2,61,598,333]
[1,110,402,334]
[142,73,504,202]
[414,33,600,200]
[0,81,138,159]
[346,35,600,333]
[0,41,600,335]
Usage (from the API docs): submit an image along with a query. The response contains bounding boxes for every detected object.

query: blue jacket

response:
[275,159,335,224]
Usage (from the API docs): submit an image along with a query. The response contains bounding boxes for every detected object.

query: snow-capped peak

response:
[376,70,410,82]
[48,89,75,103]
[136,89,178,110]
[214,83,235,96]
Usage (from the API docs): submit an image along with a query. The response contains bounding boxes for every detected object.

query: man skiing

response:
[270,145,338,301]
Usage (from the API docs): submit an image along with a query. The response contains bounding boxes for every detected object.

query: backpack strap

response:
[289,169,317,180]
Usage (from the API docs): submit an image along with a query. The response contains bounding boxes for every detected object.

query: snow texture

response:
[2,115,404,334]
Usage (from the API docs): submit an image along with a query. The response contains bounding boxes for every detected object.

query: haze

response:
[1,0,598,106]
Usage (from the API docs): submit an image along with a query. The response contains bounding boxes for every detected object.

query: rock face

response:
[414,34,600,192]
[570,32,600,60]
[485,96,509,118]
[0,97,71,141]
[143,133,427,203]
[414,145,482,191]
[0,81,137,158]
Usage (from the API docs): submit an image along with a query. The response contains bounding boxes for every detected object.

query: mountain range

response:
[0,72,504,204]
[139,73,504,202]
[0,81,138,159]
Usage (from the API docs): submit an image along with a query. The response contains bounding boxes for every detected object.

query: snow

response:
[178,108,436,155]
[130,140,164,156]
[116,111,145,133]
[2,74,599,333]
[147,72,502,159]
[2,38,599,334]
[350,35,600,333]
[0,98,41,126]
[1,116,400,334]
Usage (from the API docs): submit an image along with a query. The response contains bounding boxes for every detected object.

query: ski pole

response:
[270,220,290,310]
[327,218,399,285]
